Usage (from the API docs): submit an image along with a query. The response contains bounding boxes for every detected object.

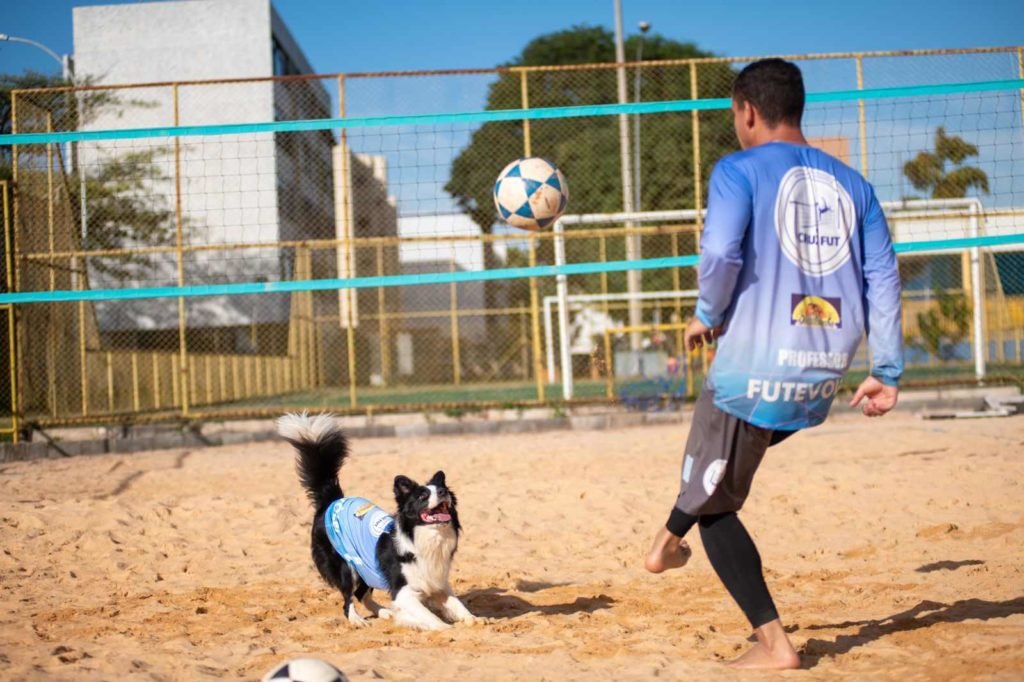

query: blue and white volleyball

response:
[261,657,348,682]
[493,157,569,231]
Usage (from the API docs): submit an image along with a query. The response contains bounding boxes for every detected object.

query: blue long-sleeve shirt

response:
[697,142,903,430]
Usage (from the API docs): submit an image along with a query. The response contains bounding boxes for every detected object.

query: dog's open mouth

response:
[421,501,452,524]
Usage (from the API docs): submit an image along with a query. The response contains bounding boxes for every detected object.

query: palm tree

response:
[903,127,989,199]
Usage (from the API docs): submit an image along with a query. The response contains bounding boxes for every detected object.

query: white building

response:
[73,0,335,349]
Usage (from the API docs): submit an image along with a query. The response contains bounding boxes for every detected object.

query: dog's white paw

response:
[422,621,452,631]
[347,606,370,628]
[400,618,450,631]
[458,614,483,625]
[376,608,393,620]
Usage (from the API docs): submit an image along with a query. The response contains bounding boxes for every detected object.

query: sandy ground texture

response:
[2,411,1023,681]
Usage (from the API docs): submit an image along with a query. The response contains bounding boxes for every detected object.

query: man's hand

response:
[684,317,721,351]
[849,376,898,417]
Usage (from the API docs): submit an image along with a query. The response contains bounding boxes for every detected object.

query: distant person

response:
[644,58,903,669]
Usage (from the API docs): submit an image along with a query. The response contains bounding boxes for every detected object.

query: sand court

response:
[2,412,1023,680]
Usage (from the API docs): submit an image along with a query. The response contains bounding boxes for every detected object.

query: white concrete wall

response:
[398,213,508,272]
[72,0,333,332]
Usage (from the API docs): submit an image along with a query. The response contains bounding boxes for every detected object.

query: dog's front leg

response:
[392,587,450,631]
[361,592,392,620]
[440,586,479,624]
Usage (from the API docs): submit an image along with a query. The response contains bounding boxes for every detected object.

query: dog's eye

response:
[419,490,429,499]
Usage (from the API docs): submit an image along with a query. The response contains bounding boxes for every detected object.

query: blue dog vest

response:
[324,497,395,591]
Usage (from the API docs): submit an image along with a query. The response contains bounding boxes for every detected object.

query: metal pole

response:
[528,238,545,402]
[449,245,461,386]
[544,297,556,383]
[338,74,358,407]
[613,0,642,350]
[522,72,545,402]
[633,21,650,213]
[172,84,189,417]
[554,220,573,400]
[969,201,986,381]
[856,56,869,177]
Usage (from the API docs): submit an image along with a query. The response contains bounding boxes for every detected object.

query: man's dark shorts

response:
[674,388,796,516]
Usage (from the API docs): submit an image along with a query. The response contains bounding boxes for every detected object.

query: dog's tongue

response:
[421,511,452,523]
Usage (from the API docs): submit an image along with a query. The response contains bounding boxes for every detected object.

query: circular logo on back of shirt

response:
[775,167,856,277]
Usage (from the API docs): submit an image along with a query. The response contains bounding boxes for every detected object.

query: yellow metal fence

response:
[4,46,1024,434]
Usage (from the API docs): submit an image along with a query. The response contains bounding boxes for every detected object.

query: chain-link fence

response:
[4,46,1023,432]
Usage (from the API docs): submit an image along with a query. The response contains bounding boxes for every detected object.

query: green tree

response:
[1,71,177,279]
[911,286,971,363]
[902,127,990,199]
[445,26,738,312]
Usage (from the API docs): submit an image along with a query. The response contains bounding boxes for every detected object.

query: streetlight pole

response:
[633,21,650,213]
[612,0,642,350]
[0,33,75,168]
[0,33,70,80]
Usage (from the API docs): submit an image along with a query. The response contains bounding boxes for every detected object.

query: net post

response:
[856,55,869,177]
[45,113,58,418]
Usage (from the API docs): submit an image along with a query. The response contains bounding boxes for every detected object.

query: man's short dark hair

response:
[732,59,805,127]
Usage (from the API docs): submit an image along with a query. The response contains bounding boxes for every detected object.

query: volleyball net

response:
[2,47,1023,432]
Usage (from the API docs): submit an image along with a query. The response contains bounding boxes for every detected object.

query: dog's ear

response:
[428,470,446,487]
[394,475,417,498]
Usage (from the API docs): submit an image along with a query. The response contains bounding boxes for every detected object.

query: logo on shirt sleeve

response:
[791,294,842,328]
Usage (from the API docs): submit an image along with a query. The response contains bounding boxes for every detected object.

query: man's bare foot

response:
[726,619,800,670]
[644,526,692,573]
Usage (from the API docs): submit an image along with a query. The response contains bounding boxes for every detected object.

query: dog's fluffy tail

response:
[277,411,347,510]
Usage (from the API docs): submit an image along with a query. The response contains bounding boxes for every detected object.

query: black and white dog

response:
[277,412,477,630]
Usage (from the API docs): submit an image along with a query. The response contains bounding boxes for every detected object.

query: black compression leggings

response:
[666,509,779,628]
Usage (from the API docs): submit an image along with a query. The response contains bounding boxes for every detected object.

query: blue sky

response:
[3,0,1023,78]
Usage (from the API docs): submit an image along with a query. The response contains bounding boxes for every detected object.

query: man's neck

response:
[754,125,808,147]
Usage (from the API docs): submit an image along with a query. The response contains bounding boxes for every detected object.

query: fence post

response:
[45,113,58,417]
[152,354,161,409]
[1018,47,1024,130]
[529,237,545,402]
[690,62,703,240]
[131,352,140,412]
[1,181,19,442]
[856,55,869,178]
[449,246,461,386]
[337,74,358,407]
[172,83,190,417]
[376,243,390,386]
[520,70,545,402]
